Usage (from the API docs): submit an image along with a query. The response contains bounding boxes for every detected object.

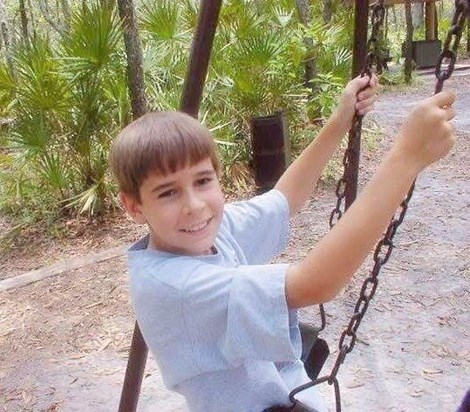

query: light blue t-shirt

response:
[128,190,327,412]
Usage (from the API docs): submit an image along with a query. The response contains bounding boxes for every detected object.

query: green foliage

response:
[308,73,344,119]
[61,3,122,75]
[0,1,126,227]
[0,0,358,230]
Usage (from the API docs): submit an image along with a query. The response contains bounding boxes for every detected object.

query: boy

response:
[110,75,456,412]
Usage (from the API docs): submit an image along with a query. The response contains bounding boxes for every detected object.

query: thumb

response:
[347,74,371,94]
[429,90,456,108]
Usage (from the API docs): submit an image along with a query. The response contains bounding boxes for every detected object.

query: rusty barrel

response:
[250,112,290,193]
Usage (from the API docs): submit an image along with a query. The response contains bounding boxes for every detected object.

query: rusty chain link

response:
[435,0,469,93]
[292,1,469,411]
[329,0,386,229]
[364,0,386,76]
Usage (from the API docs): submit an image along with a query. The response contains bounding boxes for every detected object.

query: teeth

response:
[182,218,211,233]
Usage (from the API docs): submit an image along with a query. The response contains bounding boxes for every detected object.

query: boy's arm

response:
[285,91,456,308]
[275,75,380,216]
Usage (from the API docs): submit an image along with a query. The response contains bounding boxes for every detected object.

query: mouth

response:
[180,217,213,233]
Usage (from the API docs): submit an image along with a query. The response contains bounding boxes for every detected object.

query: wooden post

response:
[345,0,369,210]
[118,2,223,411]
[180,0,223,118]
[425,1,437,41]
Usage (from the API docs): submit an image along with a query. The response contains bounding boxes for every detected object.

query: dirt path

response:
[1,72,469,412]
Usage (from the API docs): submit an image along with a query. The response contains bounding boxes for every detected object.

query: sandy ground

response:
[0,71,469,412]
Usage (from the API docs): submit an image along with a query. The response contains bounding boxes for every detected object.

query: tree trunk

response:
[467,18,470,57]
[38,0,62,34]
[19,0,29,43]
[0,0,14,73]
[424,0,436,41]
[295,0,317,100]
[404,0,414,83]
[27,0,36,37]
[117,0,147,120]
[323,0,333,24]
[60,0,71,32]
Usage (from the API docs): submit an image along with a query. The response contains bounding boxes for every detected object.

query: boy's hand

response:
[334,73,381,127]
[393,91,456,172]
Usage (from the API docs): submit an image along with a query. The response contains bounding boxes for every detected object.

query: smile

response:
[180,217,213,233]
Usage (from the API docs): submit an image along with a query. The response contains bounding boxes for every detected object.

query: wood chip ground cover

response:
[0,72,469,411]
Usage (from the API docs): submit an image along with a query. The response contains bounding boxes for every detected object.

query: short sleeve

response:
[182,263,301,370]
[223,189,290,264]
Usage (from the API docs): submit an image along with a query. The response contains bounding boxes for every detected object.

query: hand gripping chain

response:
[329,0,386,228]
[293,1,469,411]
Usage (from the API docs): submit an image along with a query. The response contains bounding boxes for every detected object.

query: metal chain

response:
[435,0,469,93]
[364,0,386,76]
[292,1,469,411]
[329,0,385,229]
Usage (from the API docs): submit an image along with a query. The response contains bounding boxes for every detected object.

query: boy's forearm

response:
[286,148,420,308]
[275,113,350,216]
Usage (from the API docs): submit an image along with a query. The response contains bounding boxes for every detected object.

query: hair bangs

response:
[111,111,220,202]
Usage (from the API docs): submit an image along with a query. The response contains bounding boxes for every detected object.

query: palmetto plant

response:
[0,0,355,231]
[0,2,126,223]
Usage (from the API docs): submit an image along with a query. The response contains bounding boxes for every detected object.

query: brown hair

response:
[110,111,220,202]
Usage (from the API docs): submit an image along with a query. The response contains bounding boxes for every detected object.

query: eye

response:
[195,177,213,186]
[158,188,177,198]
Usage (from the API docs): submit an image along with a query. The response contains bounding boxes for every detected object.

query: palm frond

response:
[8,112,52,156]
[13,37,70,114]
[60,3,122,76]
[140,1,185,43]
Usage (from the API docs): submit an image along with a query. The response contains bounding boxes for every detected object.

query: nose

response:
[182,189,205,215]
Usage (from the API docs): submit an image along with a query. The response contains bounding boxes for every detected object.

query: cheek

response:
[145,203,178,228]
[212,190,225,213]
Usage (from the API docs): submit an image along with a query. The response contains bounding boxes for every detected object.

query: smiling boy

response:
[110,76,456,412]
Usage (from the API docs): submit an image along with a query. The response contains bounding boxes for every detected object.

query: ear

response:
[120,192,147,225]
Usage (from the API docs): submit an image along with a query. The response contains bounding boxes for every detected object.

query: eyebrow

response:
[151,169,216,193]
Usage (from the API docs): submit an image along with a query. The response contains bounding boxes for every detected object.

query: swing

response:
[118,1,469,411]
[289,2,469,411]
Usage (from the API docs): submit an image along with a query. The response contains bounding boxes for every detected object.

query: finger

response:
[356,94,378,111]
[358,86,378,101]
[367,73,380,89]
[444,106,456,121]
[443,122,455,140]
[357,105,374,116]
[430,90,456,108]
[358,80,381,99]
[357,73,372,87]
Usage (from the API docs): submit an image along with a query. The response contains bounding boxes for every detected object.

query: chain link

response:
[364,1,386,75]
[293,1,469,411]
[435,0,469,93]
[329,1,385,230]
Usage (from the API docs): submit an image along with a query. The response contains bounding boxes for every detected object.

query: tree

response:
[60,0,71,32]
[404,0,414,83]
[295,0,317,98]
[0,0,14,73]
[38,0,62,34]
[117,0,147,119]
[323,0,333,24]
[467,18,469,57]
[19,0,29,44]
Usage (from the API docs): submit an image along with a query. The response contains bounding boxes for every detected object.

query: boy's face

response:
[122,157,225,256]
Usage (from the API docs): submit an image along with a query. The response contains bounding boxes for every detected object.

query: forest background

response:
[0,0,468,247]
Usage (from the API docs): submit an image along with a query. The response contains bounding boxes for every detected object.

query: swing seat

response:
[299,323,330,380]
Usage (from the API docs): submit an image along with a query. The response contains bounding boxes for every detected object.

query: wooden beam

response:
[425,0,437,40]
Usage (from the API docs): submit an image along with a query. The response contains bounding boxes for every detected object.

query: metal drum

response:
[250,112,290,193]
